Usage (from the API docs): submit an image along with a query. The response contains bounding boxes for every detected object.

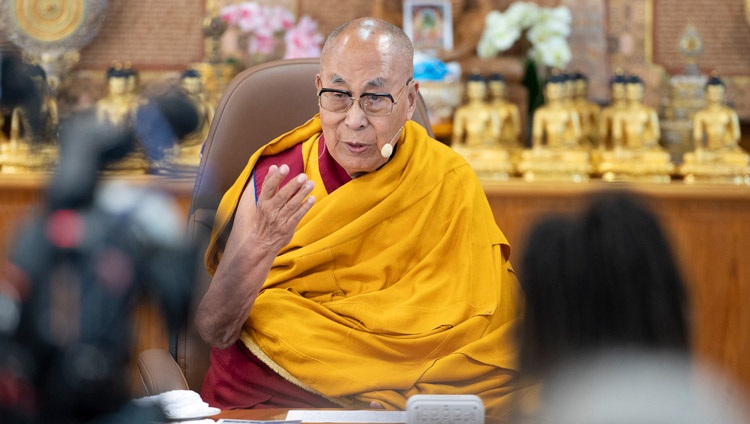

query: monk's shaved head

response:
[321,17,414,77]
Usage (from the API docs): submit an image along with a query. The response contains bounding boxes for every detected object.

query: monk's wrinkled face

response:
[315,29,416,177]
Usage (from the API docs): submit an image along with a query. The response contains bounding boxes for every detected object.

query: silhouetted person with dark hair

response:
[518,191,690,380]
[511,192,700,423]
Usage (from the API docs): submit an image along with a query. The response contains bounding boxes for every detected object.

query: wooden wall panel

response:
[483,180,750,402]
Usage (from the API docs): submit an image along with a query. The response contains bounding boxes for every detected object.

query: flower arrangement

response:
[476,2,572,69]
[220,2,323,62]
[283,16,324,59]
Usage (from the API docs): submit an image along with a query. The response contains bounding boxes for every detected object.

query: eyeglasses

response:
[317,79,412,117]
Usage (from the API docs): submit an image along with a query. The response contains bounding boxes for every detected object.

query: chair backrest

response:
[178,58,435,391]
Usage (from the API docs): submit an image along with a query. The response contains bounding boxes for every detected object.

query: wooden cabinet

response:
[483,180,750,400]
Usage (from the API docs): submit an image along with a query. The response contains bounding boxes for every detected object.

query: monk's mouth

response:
[344,142,371,153]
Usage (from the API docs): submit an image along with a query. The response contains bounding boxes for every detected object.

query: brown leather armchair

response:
[137,58,434,396]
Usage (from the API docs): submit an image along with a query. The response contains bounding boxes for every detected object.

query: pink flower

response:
[220,4,241,26]
[283,16,323,59]
[250,33,277,55]
[221,2,322,59]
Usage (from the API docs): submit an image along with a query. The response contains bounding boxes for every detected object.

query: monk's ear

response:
[315,74,322,92]
[405,80,419,120]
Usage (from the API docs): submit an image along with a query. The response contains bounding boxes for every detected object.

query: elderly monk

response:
[195,17,522,416]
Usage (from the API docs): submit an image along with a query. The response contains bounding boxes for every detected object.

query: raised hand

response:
[236,164,315,253]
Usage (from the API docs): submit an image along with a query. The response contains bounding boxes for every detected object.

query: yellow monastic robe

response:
[206,116,522,416]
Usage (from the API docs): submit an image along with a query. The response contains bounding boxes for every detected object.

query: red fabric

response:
[201,341,340,410]
[252,136,350,199]
[253,143,305,199]
[316,135,353,193]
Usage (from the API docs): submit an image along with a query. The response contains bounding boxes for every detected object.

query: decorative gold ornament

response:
[1,0,109,96]
[678,23,703,76]
[15,0,85,42]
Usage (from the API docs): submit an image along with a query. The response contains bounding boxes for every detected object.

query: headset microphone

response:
[381,125,404,158]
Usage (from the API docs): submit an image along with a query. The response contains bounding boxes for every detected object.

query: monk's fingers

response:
[256,173,314,224]
[260,170,312,212]
[276,175,315,219]
[257,164,290,202]
[282,193,315,229]
[253,189,314,249]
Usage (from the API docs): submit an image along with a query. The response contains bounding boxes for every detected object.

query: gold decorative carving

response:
[1,0,108,97]
[15,0,85,42]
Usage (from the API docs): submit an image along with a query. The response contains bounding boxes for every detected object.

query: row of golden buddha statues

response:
[450,70,749,184]
[0,61,214,175]
[2,59,747,184]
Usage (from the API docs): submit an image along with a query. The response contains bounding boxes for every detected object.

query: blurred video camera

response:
[0,51,201,424]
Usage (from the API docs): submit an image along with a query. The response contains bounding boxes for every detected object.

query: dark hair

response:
[182,69,202,79]
[488,73,506,82]
[467,72,485,83]
[106,66,129,79]
[546,72,568,86]
[572,72,587,81]
[518,191,690,378]
[625,74,643,85]
[706,75,725,87]
[609,71,627,86]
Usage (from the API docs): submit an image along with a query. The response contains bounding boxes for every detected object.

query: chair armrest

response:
[137,348,189,396]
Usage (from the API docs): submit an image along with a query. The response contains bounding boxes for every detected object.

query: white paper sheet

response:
[285,410,406,423]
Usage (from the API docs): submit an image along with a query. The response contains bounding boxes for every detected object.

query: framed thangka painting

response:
[403,0,453,54]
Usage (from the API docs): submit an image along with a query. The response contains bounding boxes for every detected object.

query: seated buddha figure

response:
[96,65,149,173]
[519,73,590,182]
[96,66,138,128]
[680,75,749,183]
[160,69,216,172]
[599,75,673,182]
[571,72,600,149]
[487,73,522,165]
[597,71,627,149]
[1,63,58,173]
[451,73,511,179]
[593,71,627,174]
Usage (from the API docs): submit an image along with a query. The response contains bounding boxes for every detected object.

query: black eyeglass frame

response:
[317,78,413,116]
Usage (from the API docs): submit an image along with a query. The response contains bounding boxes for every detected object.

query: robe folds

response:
[205,116,522,415]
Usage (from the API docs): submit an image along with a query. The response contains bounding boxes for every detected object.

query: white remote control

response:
[406,394,484,424]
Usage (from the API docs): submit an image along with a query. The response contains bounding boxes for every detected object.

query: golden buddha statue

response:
[680,75,749,183]
[96,66,138,128]
[592,71,627,174]
[451,74,511,180]
[96,65,149,173]
[0,63,58,173]
[0,114,8,144]
[487,72,522,166]
[519,73,590,182]
[571,72,600,149]
[158,69,216,172]
[598,75,673,182]
[597,70,627,151]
